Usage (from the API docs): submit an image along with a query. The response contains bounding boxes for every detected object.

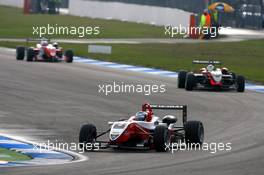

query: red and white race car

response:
[178,60,245,92]
[16,39,73,63]
[79,103,204,152]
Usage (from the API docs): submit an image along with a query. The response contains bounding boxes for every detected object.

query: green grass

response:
[1,40,264,83]
[0,148,31,162]
[0,5,262,83]
[0,5,165,38]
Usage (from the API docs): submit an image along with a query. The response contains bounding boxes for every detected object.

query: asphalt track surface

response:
[0,49,264,175]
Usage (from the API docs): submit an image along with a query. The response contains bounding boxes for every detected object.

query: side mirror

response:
[108,121,114,126]
[162,115,177,126]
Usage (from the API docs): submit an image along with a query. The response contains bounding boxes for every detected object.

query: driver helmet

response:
[207,64,215,72]
[200,67,206,72]
[135,111,148,121]
[222,67,229,74]
[203,9,209,15]
[41,40,48,46]
[53,42,58,49]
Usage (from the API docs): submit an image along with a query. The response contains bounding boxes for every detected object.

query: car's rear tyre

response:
[236,75,245,92]
[79,124,97,149]
[185,120,204,145]
[231,72,236,80]
[154,125,169,152]
[178,71,187,88]
[16,46,25,60]
[65,50,74,63]
[27,48,35,62]
[185,73,196,91]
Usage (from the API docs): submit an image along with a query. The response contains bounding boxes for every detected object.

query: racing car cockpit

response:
[41,40,48,47]
[134,111,148,121]
[206,64,215,72]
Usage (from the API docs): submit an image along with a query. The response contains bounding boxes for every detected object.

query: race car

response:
[178,60,245,92]
[79,103,204,152]
[16,38,74,63]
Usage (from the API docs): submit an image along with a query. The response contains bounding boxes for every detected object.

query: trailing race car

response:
[16,38,74,63]
[79,103,204,152]
[178,60,245,92]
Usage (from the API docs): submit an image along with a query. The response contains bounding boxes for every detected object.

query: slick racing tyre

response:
[178,71,187,88]
[16,46,25,60]
[236,75,245,92]
[154,125,169,152]
[185,121,204,145]
[231,72,236,80]
[65,50,74,63]
[79,124,97,149]
[27,48,35,62]
[185,73,196,91]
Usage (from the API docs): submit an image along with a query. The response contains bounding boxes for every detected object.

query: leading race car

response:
[178,60,245,92]
[79,103,204,152]
[16,38,74,63]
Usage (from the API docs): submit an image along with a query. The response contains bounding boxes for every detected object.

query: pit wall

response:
[0,0,23,8]
[69,0,192,27]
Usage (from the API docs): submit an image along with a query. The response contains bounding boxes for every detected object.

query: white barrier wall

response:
[69,0,192,27]
[0,0,23,8]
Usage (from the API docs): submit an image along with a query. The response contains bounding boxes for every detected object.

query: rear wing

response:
[26,38,50,42]
[193,60,221,65]
[26,38,50,47]
[142,103,187,124]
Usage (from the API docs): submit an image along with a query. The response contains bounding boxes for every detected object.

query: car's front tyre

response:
[16,46,25,60]
[236,75,245,92]
[185,73,196,91]
[65,50,74,63]
[27,48,35,62]
[153,125,169,152]
[178,71,187,88]
[185,120,204,145]
[79,124,97,149]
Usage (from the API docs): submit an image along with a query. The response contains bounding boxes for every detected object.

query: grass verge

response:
[0,5,165,39]
[0,148,31,162]
[0,40,263,83]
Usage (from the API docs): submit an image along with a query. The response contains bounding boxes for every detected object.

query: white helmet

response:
[207,64,215,72]
[41,40,48,46]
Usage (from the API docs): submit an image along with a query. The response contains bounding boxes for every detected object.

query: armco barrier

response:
[69,0,192,28]
[0,0,23,8]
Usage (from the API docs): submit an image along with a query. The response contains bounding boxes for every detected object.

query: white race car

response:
[178,60,245,92]
[79,103,204,152]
